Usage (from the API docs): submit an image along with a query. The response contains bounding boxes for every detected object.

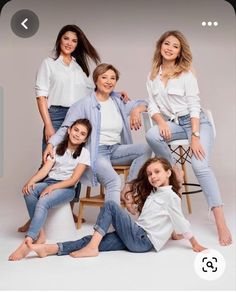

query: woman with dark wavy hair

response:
[25,157,206,260]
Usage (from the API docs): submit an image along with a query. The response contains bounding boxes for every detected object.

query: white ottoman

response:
[45,203,77,242]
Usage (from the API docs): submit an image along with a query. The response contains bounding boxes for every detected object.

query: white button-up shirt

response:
[147,69,201,122]
[136,186,193,252]
[35,56,94,107]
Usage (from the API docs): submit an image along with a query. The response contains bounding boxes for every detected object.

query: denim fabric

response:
[24,178,75,240]
[57,201,153,255]
[42,105,80,201]
[49,91,148,186]
[145,111,222,208]
[95,144,152,204]
[42,106,69,152]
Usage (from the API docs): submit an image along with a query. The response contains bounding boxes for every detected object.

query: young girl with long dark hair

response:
[9,119,92,261]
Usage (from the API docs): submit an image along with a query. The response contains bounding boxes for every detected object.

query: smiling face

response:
[68,123,88,146]
[146,161,171,188]
[161,35,181,63]
[60,31,78,56]
[95,69,117,95]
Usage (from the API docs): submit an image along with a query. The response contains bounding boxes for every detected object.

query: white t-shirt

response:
[99,98,123,145]
[48,147,90,181]
[136,186,193,252]
[35,56,94,107]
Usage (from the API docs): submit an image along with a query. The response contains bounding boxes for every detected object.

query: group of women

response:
[9,24,231,261]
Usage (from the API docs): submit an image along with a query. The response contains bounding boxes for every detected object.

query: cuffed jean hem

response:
[25,232,38,241]
[94,224,106,236]
[57,242,64,256]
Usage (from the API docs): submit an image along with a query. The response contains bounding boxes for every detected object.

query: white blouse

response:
[35,56,94,107]
[48,147,90,181]
[136,186,193,252]
[147,69,201,122]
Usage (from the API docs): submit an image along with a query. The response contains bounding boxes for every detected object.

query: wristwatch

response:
[192,131,200,137]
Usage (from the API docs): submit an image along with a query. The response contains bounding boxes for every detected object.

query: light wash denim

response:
[49,91,148,186]
[95,144,152,204]
[24,178,75,240]
[42,106,81,201]
[145,111,222,208]
[42,106,69,152]
[57,200,153,255]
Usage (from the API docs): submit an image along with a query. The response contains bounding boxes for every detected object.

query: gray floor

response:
[0,183,235,291]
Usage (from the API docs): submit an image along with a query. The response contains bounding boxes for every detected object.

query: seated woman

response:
[44,63,152,205]
[9,119,92,261]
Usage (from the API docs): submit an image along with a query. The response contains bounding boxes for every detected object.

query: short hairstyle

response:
[93,63,120,84]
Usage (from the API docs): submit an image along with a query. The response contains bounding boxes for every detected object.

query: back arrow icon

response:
[21,18,28,29]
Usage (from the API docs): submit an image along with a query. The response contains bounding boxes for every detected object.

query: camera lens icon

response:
[194,249,226,280]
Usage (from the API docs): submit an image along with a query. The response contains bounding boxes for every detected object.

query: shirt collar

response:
[90,91,120,109]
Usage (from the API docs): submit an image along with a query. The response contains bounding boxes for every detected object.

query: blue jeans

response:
[95,143,152,204]
[57,201,153,255]
[42,105,80,202]
[24,178,75,240]
[145,111,222,208]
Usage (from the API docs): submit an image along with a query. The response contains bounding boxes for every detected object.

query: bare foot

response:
[8,241,31,261]
[17,219,31,233]
[28,242,58,258]
[35,229,46,244]
[172,164,184,184]
[218,225,232,246]
[69,245,99,258]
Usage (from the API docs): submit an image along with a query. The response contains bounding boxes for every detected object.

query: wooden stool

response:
[77,165,130,229]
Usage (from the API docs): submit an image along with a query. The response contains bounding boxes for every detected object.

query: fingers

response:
[160,128,172,140]
[130,117,141,130]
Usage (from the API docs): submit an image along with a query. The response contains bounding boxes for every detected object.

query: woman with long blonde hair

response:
[145,30,232,246]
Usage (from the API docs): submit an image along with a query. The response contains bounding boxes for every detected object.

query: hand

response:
[40,185,55,197]
[130,109,142,130]
[44,125,55,142]
[190,137,205,160]
[119,91,130,103]
[158,120,171,140]
[22,181,35,195]
[43,143,54,164]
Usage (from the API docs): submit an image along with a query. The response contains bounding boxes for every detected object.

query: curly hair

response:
[150,30,192,80]
[56,118,92,159]
[125,157,181,213]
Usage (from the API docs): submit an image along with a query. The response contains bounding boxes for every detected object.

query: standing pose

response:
[9,119,92,261]
[27,157,206,260]
[18,24,100,231]
[145,30,231,245]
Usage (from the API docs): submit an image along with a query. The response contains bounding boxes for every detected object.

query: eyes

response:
[163,41,179,49]
[73,126,88,137]
[101,76,116,81]
[62,36,78,44]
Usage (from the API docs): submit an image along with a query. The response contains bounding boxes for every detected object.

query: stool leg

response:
[179,147,192,214]
[77,202,84,229]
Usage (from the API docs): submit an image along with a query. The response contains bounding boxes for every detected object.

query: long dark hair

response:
[125,157,181,213]
[53,24,100,76]
[56,119,92,159]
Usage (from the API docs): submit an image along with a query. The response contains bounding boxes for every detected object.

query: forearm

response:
[37,96,52,127]
[190,117,200,133]
[151,113,165,125]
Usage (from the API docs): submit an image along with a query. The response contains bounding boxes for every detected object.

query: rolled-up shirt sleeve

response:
[184,72,201,118]
[35,58,51,98]
[146,79,161,118]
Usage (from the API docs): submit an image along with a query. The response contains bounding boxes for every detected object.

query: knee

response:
[104,174,121,190]
[104,200,119,211]
[145,127,161,144]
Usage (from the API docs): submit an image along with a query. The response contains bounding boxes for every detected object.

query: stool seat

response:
[77,165,130,229]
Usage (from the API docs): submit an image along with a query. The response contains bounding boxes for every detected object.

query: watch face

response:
[193,131,200,137]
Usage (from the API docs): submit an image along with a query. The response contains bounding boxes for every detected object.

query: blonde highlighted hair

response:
[150,30,192,80]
